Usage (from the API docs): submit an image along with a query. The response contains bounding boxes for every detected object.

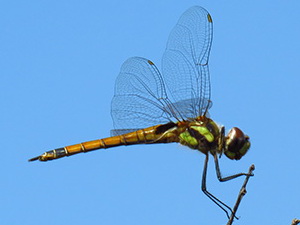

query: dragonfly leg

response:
[213,154,254,182]
[201,154,235,219]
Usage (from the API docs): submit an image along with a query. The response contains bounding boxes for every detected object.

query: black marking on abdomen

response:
[155,122,177,134]
[54,148,67,157]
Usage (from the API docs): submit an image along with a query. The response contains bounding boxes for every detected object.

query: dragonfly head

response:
[224,127,250,160]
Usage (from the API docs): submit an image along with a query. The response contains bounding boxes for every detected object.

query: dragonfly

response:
[29,6,253,219]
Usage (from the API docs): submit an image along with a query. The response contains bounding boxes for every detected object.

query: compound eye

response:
[225,127,250,160]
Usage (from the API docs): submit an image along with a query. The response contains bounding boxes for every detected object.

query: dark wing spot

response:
[155,122,177,134]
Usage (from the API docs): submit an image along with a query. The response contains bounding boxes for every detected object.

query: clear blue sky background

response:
[1,1,300,225]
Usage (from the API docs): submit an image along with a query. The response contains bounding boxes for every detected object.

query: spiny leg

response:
[213,154,254,182]
[213,153,255,222]
[201,154,235,219]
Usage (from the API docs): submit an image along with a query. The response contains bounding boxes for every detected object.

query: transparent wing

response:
[162,6,213,118]
[111,6,213,135]
[111,57,176,135]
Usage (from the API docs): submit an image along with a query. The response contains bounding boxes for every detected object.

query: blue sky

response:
[1,1,300,225]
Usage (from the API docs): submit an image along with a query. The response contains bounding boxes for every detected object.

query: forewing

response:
[162,6,213,118]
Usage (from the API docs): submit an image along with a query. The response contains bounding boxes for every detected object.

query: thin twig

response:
[291,219,300,225]
[226,164,255,225]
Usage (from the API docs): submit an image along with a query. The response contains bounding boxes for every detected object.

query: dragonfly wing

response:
[162,6,213,118]
[111,57,175,136]
[111,7,213,135]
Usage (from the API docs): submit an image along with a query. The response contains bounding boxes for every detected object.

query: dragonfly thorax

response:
[178,117,221,155]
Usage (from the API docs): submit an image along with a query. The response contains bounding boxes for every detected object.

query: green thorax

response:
[179,116,221,154]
